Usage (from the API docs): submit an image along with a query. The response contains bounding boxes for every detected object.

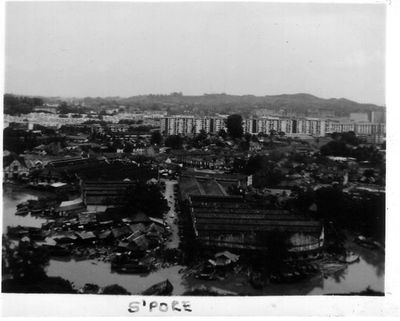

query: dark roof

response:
[129,223,147,234]
[75,231,96,240]
[189,195,322,237]
[48,157,88,168]
[3,153,27,168]
[104,207,135,220]
[146,223,164,235]
[95,212,114,222]
[82,180,135,193]
[97,230,112,239]
[126,230,143,241]
[117,241,136,251]
[111,226,132,239]
[131,235,149,251]
[179,175,242,201]
[131,212,151,224]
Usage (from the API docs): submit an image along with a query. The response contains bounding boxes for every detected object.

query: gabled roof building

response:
[187,195,324,255]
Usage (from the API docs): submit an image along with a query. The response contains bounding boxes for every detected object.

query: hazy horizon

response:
[3,91,385,107]
[5,2,386,105]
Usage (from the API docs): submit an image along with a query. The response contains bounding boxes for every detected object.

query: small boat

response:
[17,202,29,209]
[142,279,173,296]
[15,209,29,216]
[112,262,150,274]
[195,272,217,280]
[30,208,44,216]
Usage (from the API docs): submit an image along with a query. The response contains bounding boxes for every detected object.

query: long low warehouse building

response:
[188,195,324,255]
[81,180,136,207]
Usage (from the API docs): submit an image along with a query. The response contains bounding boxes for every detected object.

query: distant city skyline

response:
[5,2,385,105]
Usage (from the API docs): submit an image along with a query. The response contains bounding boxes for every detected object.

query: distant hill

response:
[116,93,384,116]
[114,92,381,106]
[6,93,384,117]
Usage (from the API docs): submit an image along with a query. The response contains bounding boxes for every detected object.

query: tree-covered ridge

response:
[4,94,44,115]
[4,92,385,117]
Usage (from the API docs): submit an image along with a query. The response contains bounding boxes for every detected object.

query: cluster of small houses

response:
[3,120,386,292]
[8,205,172,273]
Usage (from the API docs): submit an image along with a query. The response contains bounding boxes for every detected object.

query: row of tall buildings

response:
[160,115,386,141]
[160,116,226,136]
[243,117,385,138]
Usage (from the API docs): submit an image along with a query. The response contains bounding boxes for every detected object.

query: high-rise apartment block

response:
[161,115,227,135]
[160,114,386,142]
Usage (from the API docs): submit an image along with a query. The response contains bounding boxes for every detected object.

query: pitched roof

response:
[111,226,132,239]
[117,241,136,251]
[129,223,147,234]
[189,195,322,238]
[147,223,164,234]
[131,211,151,223]
[131,235,149,251]
[125,230,143,242]
[97,230,112,239]
[3,153,27,168]
[75,231,96,240]
[215,251,240,262]
[58,198,85,211]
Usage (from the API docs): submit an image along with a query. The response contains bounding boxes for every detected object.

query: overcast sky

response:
[5,2,385,105]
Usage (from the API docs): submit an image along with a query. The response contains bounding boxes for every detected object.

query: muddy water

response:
[2,185,47,233]
[3,186,385,295]
[44,251,383,296]
[46,259,187,295]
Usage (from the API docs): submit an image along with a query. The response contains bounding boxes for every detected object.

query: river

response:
[3,186,384,295]
[2,184,48,233]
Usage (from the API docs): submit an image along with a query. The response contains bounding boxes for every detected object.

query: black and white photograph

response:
[1,0,398,317]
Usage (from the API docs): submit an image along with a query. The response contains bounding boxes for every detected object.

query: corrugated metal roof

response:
[197,224,320,233]
[189,195,322,240]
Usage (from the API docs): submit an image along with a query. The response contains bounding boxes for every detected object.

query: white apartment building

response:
[160,116,195,135]
[244,117,325,136]
[160,116,226,135]
[161,115,386,141]
[355,122,386,136]
[326,122,355,134]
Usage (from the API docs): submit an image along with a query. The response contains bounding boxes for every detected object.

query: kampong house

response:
[3,154,29,180]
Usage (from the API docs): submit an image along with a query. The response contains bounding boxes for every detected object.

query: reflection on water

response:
[4,187,385,295]
[2,187,47,233]
[44,253,383,296]
[308,256,384,295]
[46,259,187,295]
